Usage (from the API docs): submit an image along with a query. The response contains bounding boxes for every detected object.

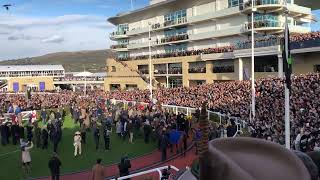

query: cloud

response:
[8,34,36,41]
[0,14,113,60]
[42,35,64,43]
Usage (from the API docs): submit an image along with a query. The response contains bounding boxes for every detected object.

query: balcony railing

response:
[291,38,320,49]
[242,0,284,9]
[188,68,206,73]
[168,68,182,75]
[110,44,128,49]
[235,36,280,50]
[245,20,282,30]
[160,34,189,44]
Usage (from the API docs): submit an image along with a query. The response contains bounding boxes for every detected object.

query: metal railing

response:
[109,165,179,180]
[111,99,252,134]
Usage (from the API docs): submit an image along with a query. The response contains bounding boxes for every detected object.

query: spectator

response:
[118,156,131,180]
[48,152,62,180]
[92,158,105,180]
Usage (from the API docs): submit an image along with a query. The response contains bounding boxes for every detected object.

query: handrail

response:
[109,165,179,180]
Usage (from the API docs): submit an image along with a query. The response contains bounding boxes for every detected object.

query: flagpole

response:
[284,0,290,149]
[251,0,256,121]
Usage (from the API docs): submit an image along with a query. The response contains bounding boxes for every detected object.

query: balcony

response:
[244,20,284,33]
[241,0,285,14]
[127,42,150,49]
[235,36,280,50]
[110,31,128,39]
[126,18,187,37]
[110,44,128,51]
[160,34,189,44]
[291,38,320,50]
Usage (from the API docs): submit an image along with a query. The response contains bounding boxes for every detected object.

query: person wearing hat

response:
[198,137,311,180]
[21,141,33,177]
[74,131,82,157]
[48,152,62,180]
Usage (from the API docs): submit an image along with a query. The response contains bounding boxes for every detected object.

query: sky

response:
[0,0,319,60]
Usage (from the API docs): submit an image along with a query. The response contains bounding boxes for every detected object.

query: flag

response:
[282,22,292,90]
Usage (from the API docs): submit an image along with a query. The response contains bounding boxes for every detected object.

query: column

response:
[166,76,169,88]
[278,55,283,78]
[237,58,244,81]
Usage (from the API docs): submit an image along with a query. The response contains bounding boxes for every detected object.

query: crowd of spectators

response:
[116,31,320,62]
[1,73,319,151]
[107,73,320,150]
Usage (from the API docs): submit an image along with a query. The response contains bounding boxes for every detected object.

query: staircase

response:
[0,82,7,92]
[114,59,159,88]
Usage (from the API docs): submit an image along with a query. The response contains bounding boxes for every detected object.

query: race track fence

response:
[111,99,252,135]
[109,165,179,180]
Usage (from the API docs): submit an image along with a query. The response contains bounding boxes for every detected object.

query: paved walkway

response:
[38,143,195,180]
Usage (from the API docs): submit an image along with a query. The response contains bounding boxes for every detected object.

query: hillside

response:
[0,49,114,72]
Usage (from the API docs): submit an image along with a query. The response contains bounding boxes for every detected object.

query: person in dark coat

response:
[19,125,25,140]
[118,156,131,180]
[52,128,59,153]
[93,123,100,150]
[48,152,62,180]
[226,120,237,137]
[42,127,49,149]
[26,125,33,142]
[0,122,9,145]
[34,123,41,148]
[143,121,151,144]
[11,123,19,145]
[160,129,169,161]
[80,125,86,144]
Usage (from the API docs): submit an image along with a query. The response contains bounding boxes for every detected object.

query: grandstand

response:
[0,65,65,92]
[105,0,318,90]
[0,65,107,92]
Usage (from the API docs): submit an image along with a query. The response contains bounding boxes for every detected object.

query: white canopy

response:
[74,71,93,77]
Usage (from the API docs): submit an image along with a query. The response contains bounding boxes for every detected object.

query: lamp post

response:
[251,0,256,121]
[148,22,153,102]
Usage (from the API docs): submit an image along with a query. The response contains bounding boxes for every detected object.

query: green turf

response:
[0,116,157,180]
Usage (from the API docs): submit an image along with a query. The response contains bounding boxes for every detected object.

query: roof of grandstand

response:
[0,65,65,72]
[65,72,107,77]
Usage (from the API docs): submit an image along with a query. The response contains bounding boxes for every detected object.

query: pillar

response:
[237,58,244,81]
[278,55,283,78]
[166,76,169,88]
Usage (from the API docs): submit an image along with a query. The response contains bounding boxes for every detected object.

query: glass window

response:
[229,0,239,7]
[164,43,187,53]
[164,9,187,23]
[212,60,235,73]
[254,56,278,72]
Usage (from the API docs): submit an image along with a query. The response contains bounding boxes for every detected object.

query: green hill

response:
[0,49,114,72]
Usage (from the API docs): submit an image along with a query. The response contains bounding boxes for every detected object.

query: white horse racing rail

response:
[109,165,179,180]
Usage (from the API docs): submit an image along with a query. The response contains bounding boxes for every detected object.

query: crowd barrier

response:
[110,99,253,136]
